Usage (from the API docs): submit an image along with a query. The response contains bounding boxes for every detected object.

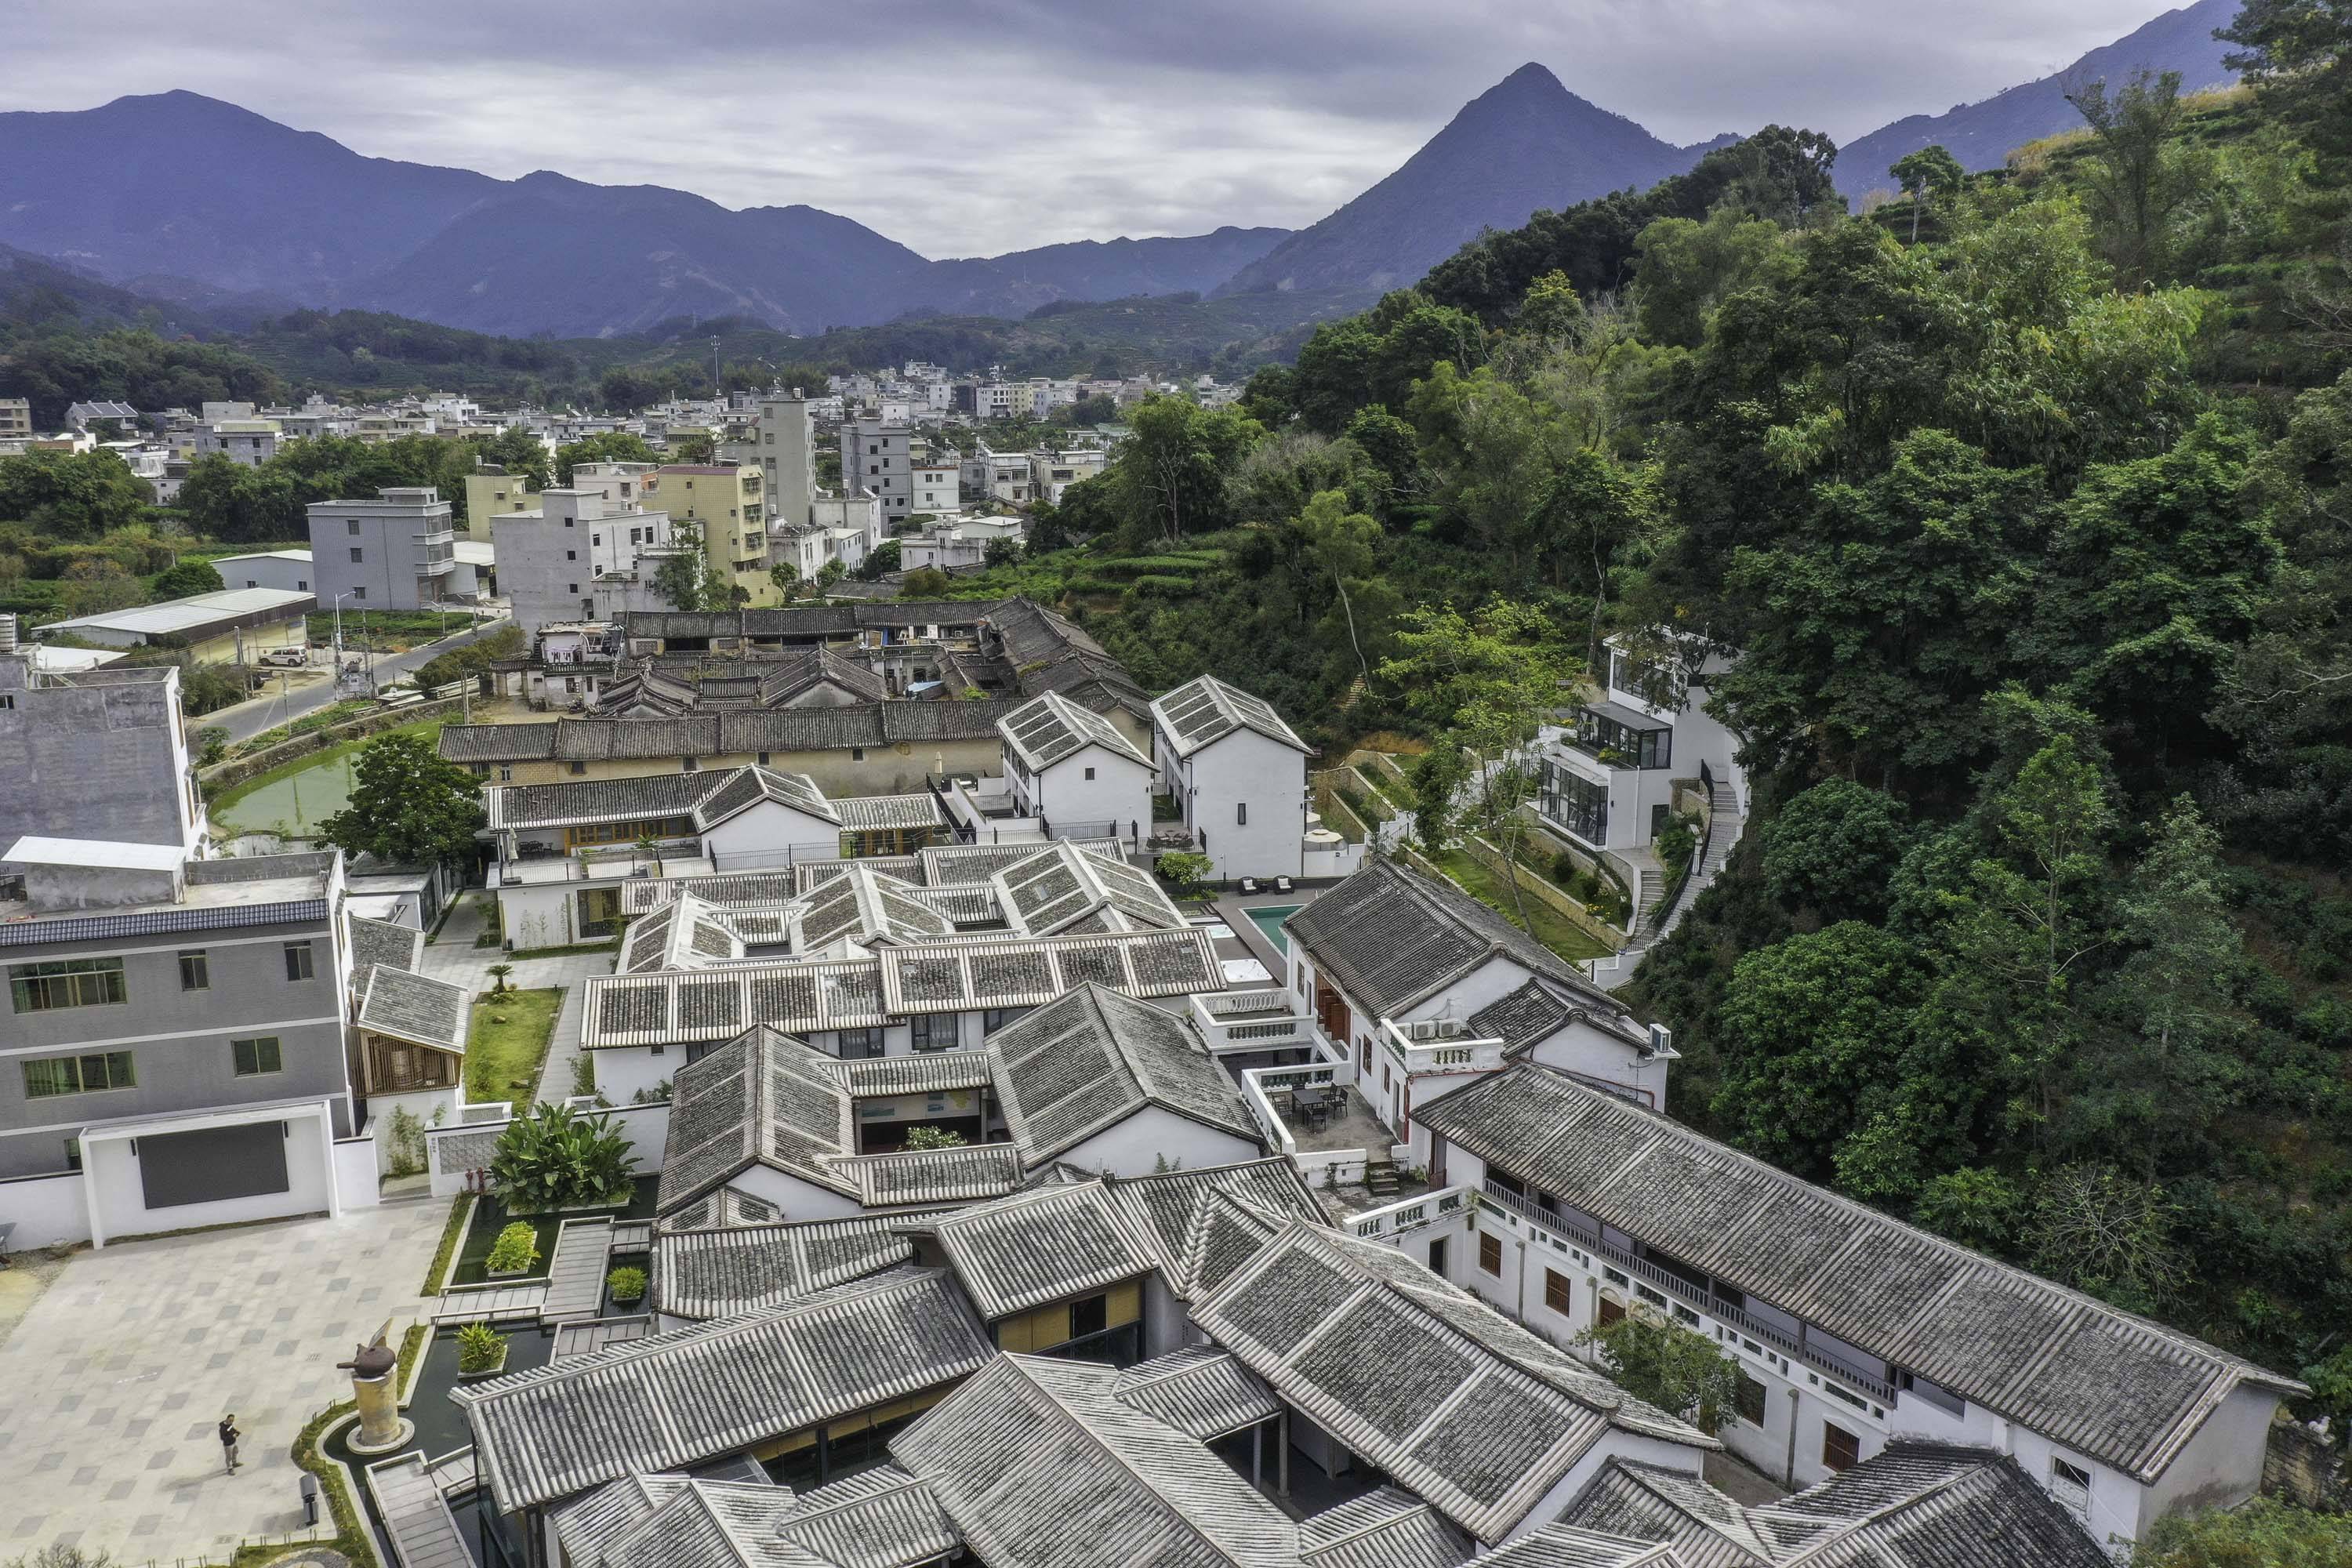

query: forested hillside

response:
[906,27,2352,1464]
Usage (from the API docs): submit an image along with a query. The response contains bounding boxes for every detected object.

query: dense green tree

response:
[1757,780,1911,918]
[555,431,656,485]
[1887,144,1965,243]
[1630,211,1794,346]
[466,428,552,492]
[317,731,484,866]
[2065,71,2198,286]
[148,557,224,600]
[2131,1498,2352,1567]
[1911,1167,2028,1254]
[2223,0,2352,173]
[1110,395,1263,543]
[1575,1312,1744,1433]
[0,448,151,540]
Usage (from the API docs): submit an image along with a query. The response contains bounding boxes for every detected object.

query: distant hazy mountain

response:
[1218,64,1730,298]
[1838,0,2241,197]
[0,93,1290,337]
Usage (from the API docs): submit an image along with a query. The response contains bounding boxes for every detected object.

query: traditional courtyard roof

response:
[584,927,1220,1049]
[454,1265,993,1512]
[619,892,749,975]
[998,688,1154,772]
[1193,1221,1712,1544]
[1298,1488,1474,1568]
[901,1181,1163,1321]
[993,841,1184,936]
[1415,1062,2307,1485]
[985,982,1259,1166]
[892,1352,1299,1568]
[1152,674,1310,759]
[1286,858,1631,1030]
[1558,1444,2113,1568]
[355,964,470,1054]
[651,1214,915,1321]
[345,913,422,975]
[787,864,955,952]
[553,1464,956,1568]
[689,764,837,829]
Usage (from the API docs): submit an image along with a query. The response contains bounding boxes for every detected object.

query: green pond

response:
[213,750,359,837]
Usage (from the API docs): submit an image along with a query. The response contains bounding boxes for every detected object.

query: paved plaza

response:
[0,1197,447,1560]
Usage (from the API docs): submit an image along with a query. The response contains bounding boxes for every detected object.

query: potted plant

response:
[485,1221,540,1277]
[608,1265,648,1308]
[455,1322,509,1379]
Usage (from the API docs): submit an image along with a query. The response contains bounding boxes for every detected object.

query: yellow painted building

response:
[464,470,538,543]
[650,465,768,604]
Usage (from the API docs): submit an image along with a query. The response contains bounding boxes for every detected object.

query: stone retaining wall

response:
[201,697,469,793]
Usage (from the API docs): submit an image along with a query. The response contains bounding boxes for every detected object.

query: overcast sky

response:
[1,0,2195,256]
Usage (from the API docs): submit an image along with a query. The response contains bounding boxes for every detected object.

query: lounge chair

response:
[1240,877,1260,895]
[1274,876,1294,894]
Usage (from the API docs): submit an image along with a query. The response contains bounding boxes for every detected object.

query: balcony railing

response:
[1477,1178,1897,1403]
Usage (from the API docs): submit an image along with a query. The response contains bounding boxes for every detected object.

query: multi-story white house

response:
[1398,1061,2305,1552]
[1149,674,1311,882]
[307,485,461,612]
[999,690,1156,835]
[492,488,676,634]
[1535,633,1742,858]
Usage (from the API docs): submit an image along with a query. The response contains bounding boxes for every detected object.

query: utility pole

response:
[711,335,721,400]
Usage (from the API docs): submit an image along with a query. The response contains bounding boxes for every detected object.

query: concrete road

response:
[205,613,509,745]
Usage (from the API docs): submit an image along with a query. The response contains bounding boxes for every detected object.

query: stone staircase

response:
[1592,771,1746,992]
[1363,1160,1400,1199]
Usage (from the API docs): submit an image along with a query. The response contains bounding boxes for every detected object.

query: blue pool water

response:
[1243,904,1303,954]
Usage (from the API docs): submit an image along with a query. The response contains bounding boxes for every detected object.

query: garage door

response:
[139,1122,289,1209]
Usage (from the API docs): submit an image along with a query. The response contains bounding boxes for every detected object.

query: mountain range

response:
[1835,0,2240,197]
[0,2,2245,340]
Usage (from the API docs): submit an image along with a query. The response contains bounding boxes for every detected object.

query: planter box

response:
[486,1262,538,1280]
[458,1344,510,1381]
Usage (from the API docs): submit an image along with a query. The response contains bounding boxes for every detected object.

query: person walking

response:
[219,1413,241,1474]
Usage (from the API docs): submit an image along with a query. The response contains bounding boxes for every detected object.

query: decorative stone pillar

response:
[339,1332,415,1455]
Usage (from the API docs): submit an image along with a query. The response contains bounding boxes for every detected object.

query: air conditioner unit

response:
[1644,1023,1679,1060]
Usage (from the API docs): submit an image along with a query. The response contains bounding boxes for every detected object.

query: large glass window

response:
[1610,649,1682,710]
[1573,706,1671,769]
[907,1014,955,1052]
[10,957,128,1013]
[23,1051,136,1098]
[1540,761,1610,844]
[835,1028,884,1059]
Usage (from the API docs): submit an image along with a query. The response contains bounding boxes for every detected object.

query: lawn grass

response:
[466,986,563,1110]
[1434,849,1612,963]
[421,1193,475,1295]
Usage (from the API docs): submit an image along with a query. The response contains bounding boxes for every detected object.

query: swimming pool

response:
[1243,904,1303,955]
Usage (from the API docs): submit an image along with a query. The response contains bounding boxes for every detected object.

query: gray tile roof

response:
[836,1051,993,1097]
[439,701,1022,767]
[994,842,1184,936]
[619,895,749,975]
[986,983,1260,1166]
[786,866,954,952]
[906,1182,1160,1321]
[357,964,471,1054]
[689,766,837,830]
[998,689,1153,772]
[655,1024,1022,1220]
[891,1352,1299,1568]
[1559,1445,2115,1568]
[347,913,422,975]
[1152,675,1310,759]
[488,770,724,831]
[829,793,946,833]
[877,927,1223,1015]
[653,1187,787,1233]
[1103,1156,1327,1299]
[1415,1062,2307,1483]
[1467,978,1576,1053]
[1109,1345,1282,1441]
[1192,1222,1713,1544]
[766,1463,960,1568]
[829,1142,1026,1208]
[916,837,1123,885]
[585,960,887,1049]
[1298,1487,1475,1568]
[651,1214,915,1321]
[655,1025,857,1214]
[1286,859,1632,1031]
[454,1265,994,1512]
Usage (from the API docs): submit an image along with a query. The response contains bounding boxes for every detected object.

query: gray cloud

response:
[0,0,2188,255]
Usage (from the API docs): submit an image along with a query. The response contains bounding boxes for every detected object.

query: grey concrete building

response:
[758,391,817,528]
[0,647,205,857]
[841,416,913,524]
[0,840,361,1241]
[307,485,459,611]
[493,489,677,635]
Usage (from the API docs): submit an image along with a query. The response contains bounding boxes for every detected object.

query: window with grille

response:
[1822,1421,1860,1472]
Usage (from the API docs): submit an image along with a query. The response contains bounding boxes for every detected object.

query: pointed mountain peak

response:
[1493,61,1566,95]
